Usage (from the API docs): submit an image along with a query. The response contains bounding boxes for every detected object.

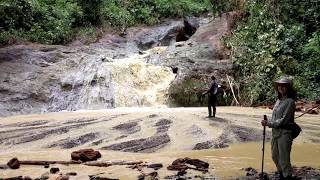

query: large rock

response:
[71,149,101,162]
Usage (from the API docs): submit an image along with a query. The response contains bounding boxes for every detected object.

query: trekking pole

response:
[261,115,267,179]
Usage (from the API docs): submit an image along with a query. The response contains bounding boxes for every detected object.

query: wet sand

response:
[0,107,319,179]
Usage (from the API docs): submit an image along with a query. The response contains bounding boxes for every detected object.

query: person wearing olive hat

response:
[261,77,297,180]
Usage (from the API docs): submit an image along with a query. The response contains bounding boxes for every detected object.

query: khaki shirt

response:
[268,98,295,138]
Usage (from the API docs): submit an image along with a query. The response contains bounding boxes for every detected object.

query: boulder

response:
[71,149,101,162]
[7,157,20,169]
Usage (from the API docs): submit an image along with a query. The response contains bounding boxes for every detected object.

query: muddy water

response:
[1,143,319,179]
[0,107,319,179]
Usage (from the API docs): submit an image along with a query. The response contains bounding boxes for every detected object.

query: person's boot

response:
[285,175,302,180]
[279,172,284,180]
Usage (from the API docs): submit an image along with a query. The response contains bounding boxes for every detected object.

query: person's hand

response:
[261,119,268,126]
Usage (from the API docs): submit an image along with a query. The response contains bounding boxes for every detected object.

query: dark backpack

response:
[281,122,302,139]
[291,122,302,139]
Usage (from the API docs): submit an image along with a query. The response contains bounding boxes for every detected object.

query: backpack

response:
[282,122,302,139]
[290,122,302,139]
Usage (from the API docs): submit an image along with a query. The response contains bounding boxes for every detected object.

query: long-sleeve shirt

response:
[268,98,295,138]
[207,81,218,96]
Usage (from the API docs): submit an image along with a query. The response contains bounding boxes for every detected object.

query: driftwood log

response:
[20,160,81,165]
[84,160,144,167]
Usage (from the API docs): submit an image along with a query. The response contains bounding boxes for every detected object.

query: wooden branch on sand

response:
[19,160,81,165]
[20,160,143,167]
[226,74,240,105]
[83,160,144,167]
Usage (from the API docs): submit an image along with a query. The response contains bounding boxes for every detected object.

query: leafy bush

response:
[99,0,134,27]
[155,0,211,18]
[226,0,320,104]
[74,26,99,44]
[169,76,207,107]
[1,0,213,45]
[29,0,83,44]
[0,0,82,44]
[299,31,320,100]
[0,0,34,30]
[168,75,227,107]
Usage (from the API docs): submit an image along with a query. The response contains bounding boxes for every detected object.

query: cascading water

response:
[48,48,175,111]
[0,16,222,116]
[111,54,175,107]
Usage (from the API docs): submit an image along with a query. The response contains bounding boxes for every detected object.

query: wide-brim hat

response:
[273,77,293,87]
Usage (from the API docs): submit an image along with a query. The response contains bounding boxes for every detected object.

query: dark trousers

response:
[208,95,217,117]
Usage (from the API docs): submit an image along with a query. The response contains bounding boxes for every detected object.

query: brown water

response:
[1,142,319,179]
[1,107,319,179]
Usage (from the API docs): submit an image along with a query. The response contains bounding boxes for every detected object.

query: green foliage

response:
[74,26,99,44]
[299,31,320,100]
[155,0,211,18]
[210,0,241,16]
[0,0,83,44]
[226,0,320,104]
[75,0,102,25]
[168,75,227,107]
[0,0,34,30]
[28,0,83,44]
[1,0,212,45]
[99,0,135,27]
[169,76,207,107]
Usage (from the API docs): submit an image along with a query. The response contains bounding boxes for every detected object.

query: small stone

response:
[44,164,49,168]
[66,172,77,176]
[177,171,187,176]
[7,158,20,169]
[50,167,60,174]
[147,163,163,170]
[40,175,49,180]
[24,176,32,180]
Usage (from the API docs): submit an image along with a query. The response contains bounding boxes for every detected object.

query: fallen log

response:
[19,160,81,165]
[84,160,143,167]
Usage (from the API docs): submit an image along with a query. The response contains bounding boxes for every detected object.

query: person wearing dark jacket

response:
[203,75,219,118]
[261,77,297,180]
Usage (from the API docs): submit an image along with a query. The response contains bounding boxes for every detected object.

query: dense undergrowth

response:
[226,0,320,105]
[0,0,213,45]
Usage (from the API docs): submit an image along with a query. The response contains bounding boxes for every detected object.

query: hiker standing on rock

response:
[203,75,219,118]
[261,77,297,180]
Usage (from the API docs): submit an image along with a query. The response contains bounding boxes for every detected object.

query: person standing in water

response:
[261,77,297,180]
[203,75,219,118]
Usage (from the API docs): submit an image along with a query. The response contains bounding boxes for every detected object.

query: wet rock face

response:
[0,45,115,116]
[0,15,231,116]
[176,17,199,42]
[134,21,186,50]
